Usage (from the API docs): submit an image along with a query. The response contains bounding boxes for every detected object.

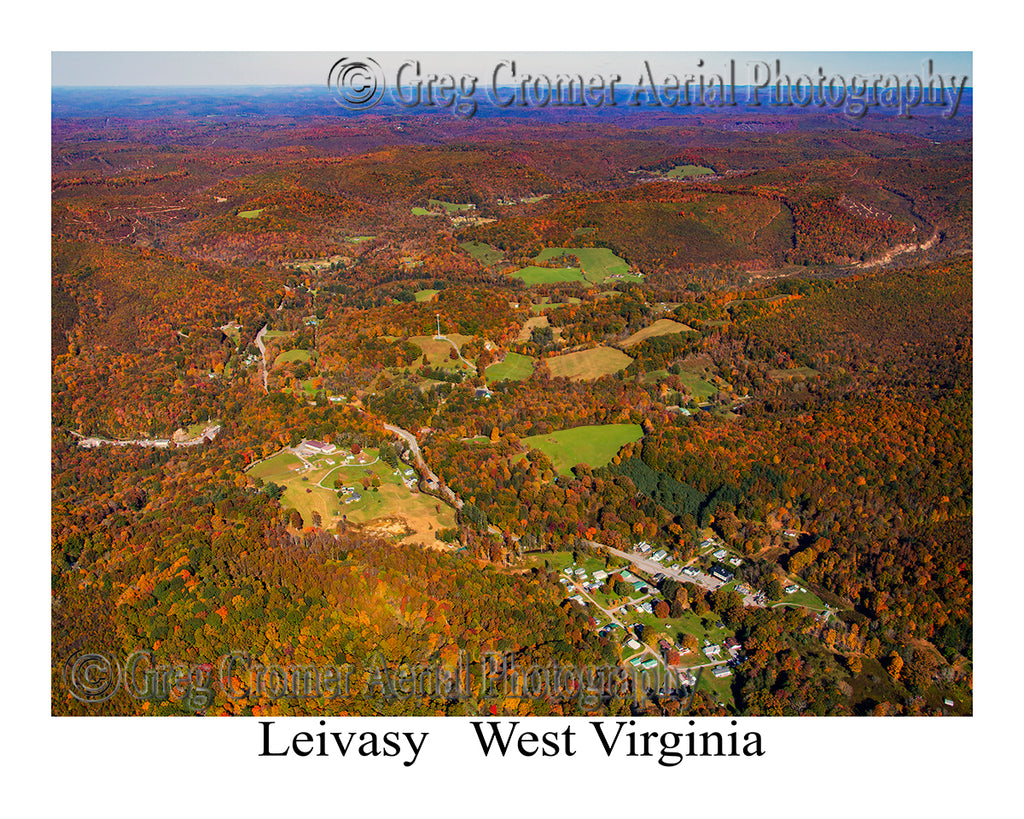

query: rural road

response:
[573,577,730,682]
[255,325,269,393]
[434,334,477,373]
[383,422,464,510]
[586,540,765,608]
[573,583,669,673]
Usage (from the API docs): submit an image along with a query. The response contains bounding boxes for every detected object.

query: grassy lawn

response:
[247,449,305,481]
[486,353,536,382]
[246,447,455,546]
[263,330,293,340]
[414,289,439,302]
[237,208,265,219]
[521,423,642,475]
[528,296,582,312]
[459,241,503,264]
[411,207,443,216]
[545,346,633,380]
[621,608,731,646]
[345,235,375,243]
[774,578,827,611]
[619,318,697,348]
[534,247,637,284]
[298,378,322,396]
[697,666,736,708]
[665,164,714,178]
[274,349,311,367]
[676,369,718,401]
[511,265,587,285]
[525,550,605,573]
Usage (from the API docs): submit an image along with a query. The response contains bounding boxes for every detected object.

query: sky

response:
[52,51,972,87]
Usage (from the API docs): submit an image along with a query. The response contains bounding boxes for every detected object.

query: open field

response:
[534,246,640,284]
[521,423,642,475]
[619,318,697,347]
[237,208,265,218]
[263,330,293,340]
[273,348,311,367]
[696,666,736,708]
[676,369,718,400]
[409,333,475,369]
[247,449,305,481]
[411,207,443,216]
[459,241,503,264]
[246,447,455,547]
[511,265,587,285]
[665,164,714,178]
[345,235,375,243]
[486,352,536,382]
[518,315,550,343]
[545,346,633,380]
[414,289,439,302]
[530,297,581,313]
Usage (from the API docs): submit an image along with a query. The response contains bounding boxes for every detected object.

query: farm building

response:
[297,439,337,456]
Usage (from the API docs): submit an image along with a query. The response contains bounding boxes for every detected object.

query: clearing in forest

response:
[521,423,643,476]
[545,346,633,380]
[485,352,535,382]
[619,318,697,347]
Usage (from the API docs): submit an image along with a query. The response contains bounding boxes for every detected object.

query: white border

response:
[14,1,1016,813]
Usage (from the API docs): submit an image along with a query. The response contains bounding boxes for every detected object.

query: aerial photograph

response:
[51,51,972,720]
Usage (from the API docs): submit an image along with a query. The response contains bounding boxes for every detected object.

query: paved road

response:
[383,422,463,509]
[255,325,269,393]
[585,540,766,608]
[572,579,731,682]
[433,334,477,373]
[572,582,668,673]
[71,425,221,450]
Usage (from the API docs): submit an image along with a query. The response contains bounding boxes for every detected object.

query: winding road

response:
[383,422,463,509]
[433,334,477,373]
[255,325,269,393]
